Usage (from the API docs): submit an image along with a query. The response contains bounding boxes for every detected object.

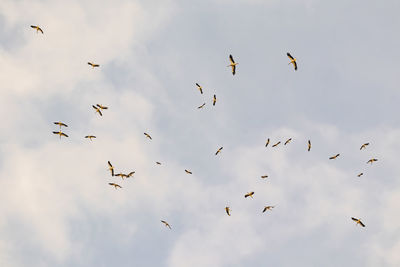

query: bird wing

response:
[232,65,236,75]
[351,217,358,222]
[108,161,113,167]
[61,133,68,137]
[293,61,297,70]
[262,207,267,213]
[229,54,235,64]
[287,53,294,60]
[30,25,36,29]
[265,139,270,147]
[360,221,365,227]
[38,27,43,34]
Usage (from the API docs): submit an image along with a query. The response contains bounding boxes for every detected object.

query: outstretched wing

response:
[229,54,235,64]
[287,52,294,60]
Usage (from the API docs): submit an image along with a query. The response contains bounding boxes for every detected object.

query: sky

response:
[0,0,400,266]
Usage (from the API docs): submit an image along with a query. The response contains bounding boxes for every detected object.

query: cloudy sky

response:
[1,0,400,266]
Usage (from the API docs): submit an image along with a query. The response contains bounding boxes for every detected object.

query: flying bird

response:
[351,217,365,227]
[195,83,203,94]
[244,192,254,198]
[227,54,238,75]
[92,105,102,116]
[225,207,231,216]
[272,141,281,147]
[213,94,217,106]
[88,62,100,68]
[261,175,268,179]
[161,220,171,229]
[96,104,108,110]
[215,147,223,155]
[360,143,369,150]
[185,169,192,174]
[284,138,292,145]
[109,183,122,189]
[85,135,96,140]
[262,206,275,213]
[287,52,297,71]
[367,158,378,164]
[107,161,114,176]
[265,138,270,147]
[308,140,311,151]
[144,133,152,140]
[156,162,162,165]
[197,103,206,109]
[53,131,68,139]
[329,154,340,160]
[357,173,363,177]
[30,25,43,34]
[54,121,68,128]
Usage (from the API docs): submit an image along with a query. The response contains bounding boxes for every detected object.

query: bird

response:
[54,122,68,128]
[215,147,223,155]
[287,52,297,71]
[262,206,275,213]
[185,169,192,174]
[144,132,152,140]
[367,158,378,164]
[156,162,162,165]
[92,105,102,116]
[53,131,68,139]
[284,138,292,145]
[197,103,206,109]
[225,207,231,216]
[261,175,268,179]
[88,62,100,68]
[351,217,365,227]
[107,161,114,176]
[244,192,254,198]
[126,171,135,178]
[357,173,363,177]
[308,140,311,151]
[265,138,270,147]
[161,220,171,229]
[213,94,217,106]
[227,54,238,75]
[85,135,96,140]
[329,154,340,160]
[30,25,43,34]
[195,83,203,94]
[360,143,369,150]
[109,183,122,189]
[272,141,281,147]
[96,104,108,110]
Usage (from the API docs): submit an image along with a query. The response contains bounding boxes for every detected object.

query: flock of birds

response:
[31,24,372,230]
